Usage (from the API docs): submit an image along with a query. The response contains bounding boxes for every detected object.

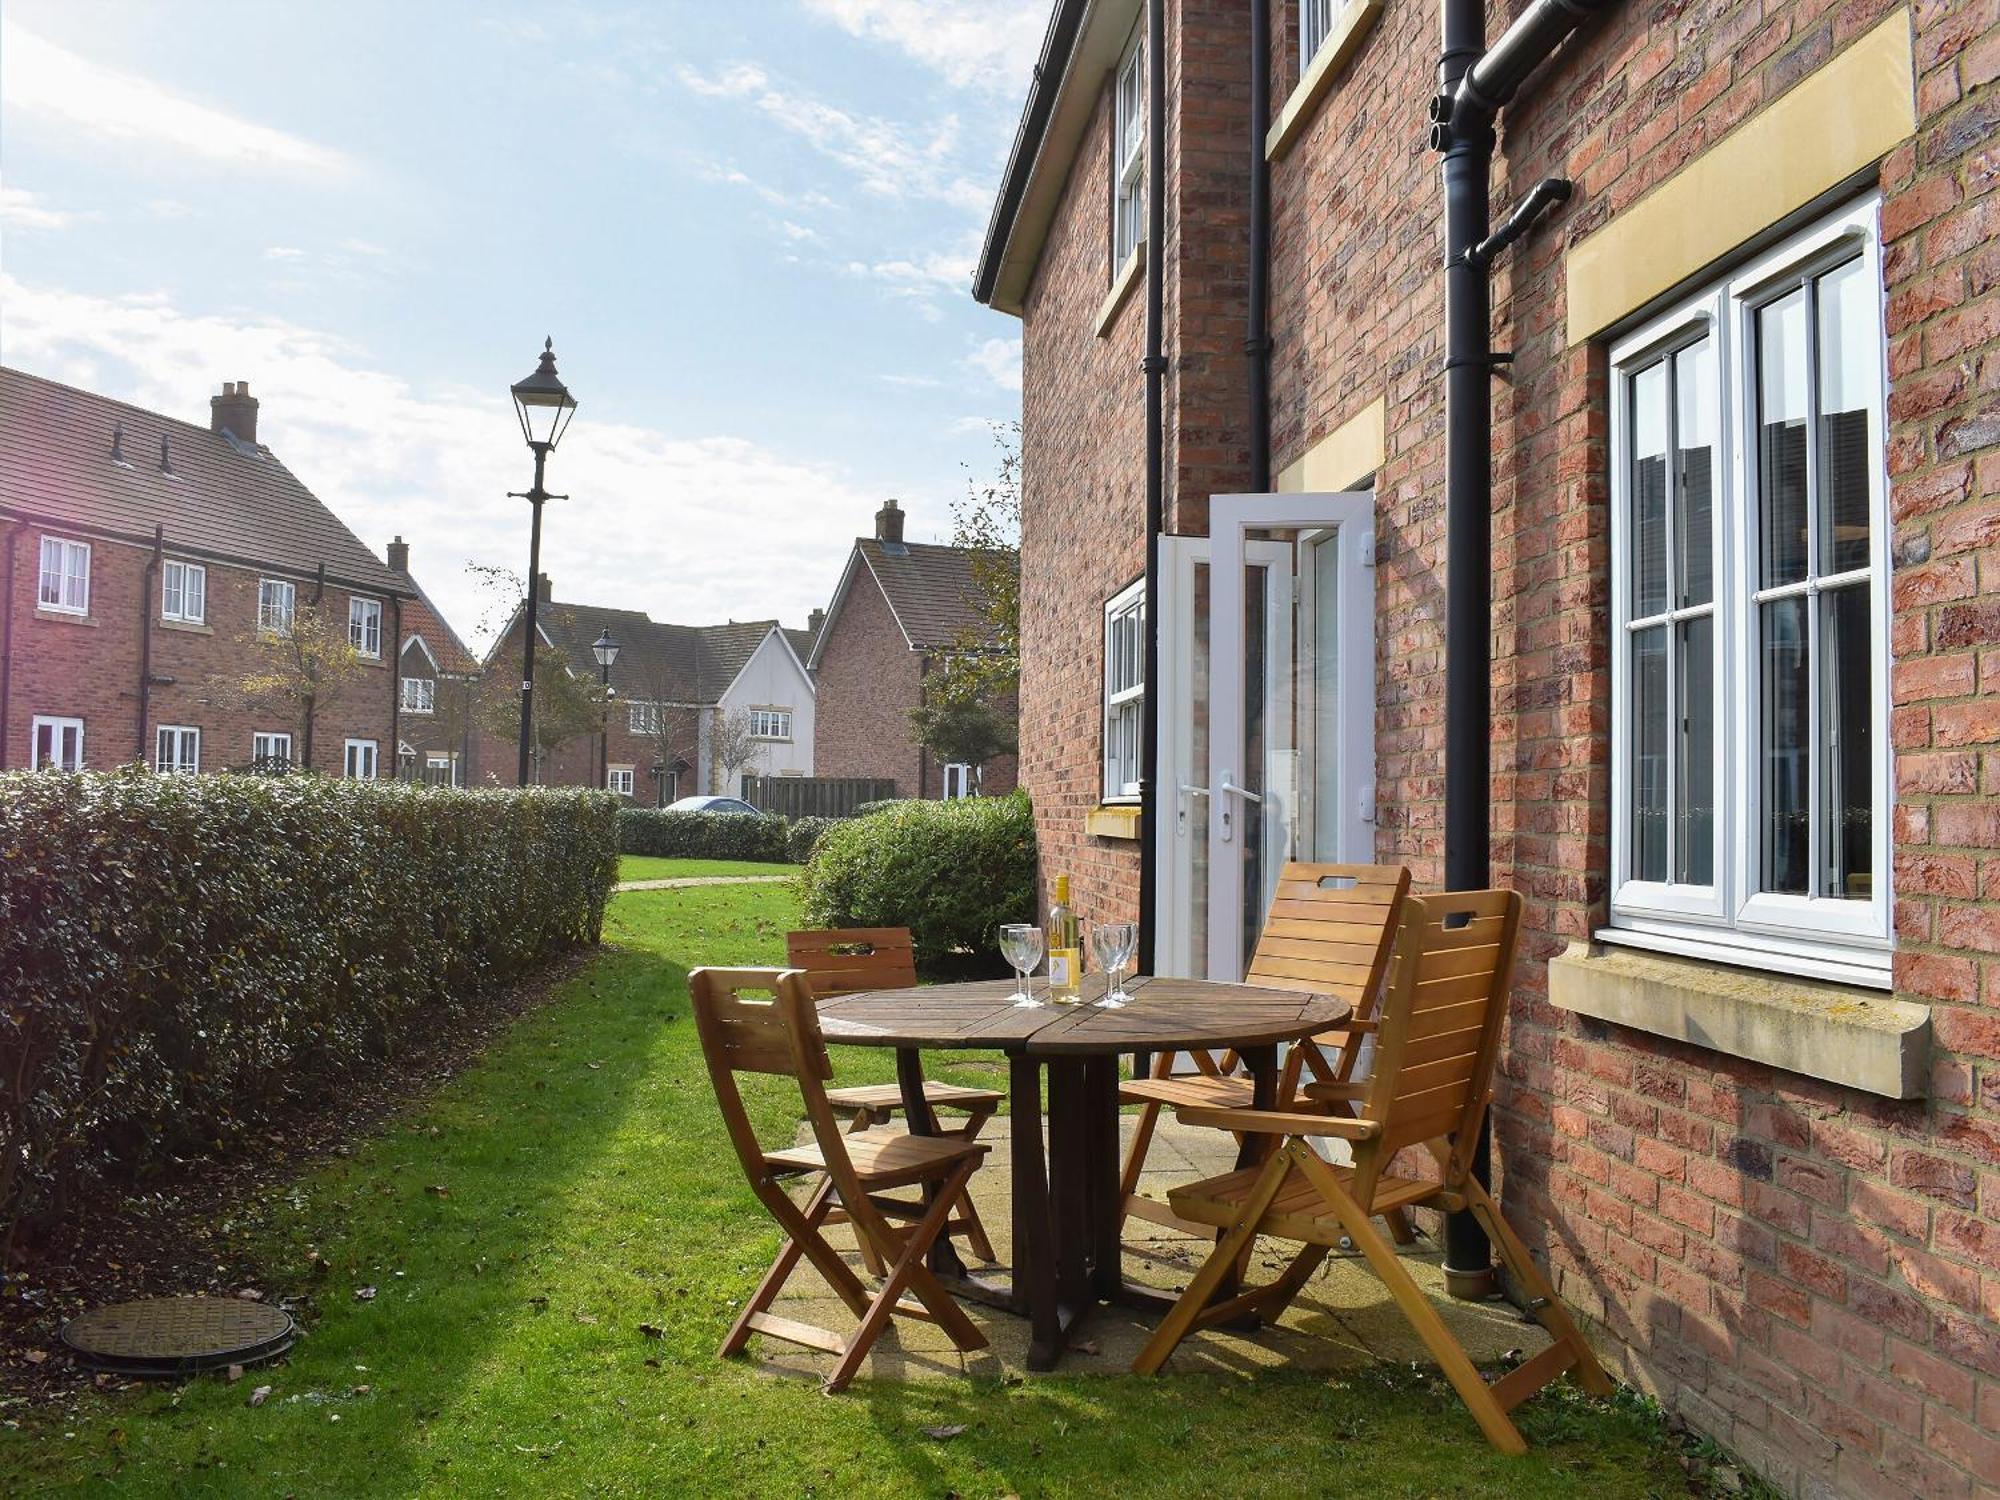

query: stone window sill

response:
[1094,243,1145,339]
[1548,940,1930,1099]
[1266,0,1384,163]
[158,618,213,636]
[35,608,97,626]
[1085,803,1140,840]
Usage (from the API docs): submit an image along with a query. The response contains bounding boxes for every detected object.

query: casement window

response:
[424,754,456,787]
[37,537,90,614]
[1301,0,1336,63]
[942,762,974,800]
[258,578,296,635]
[748,708,791,741]
[1112,25,1145,267]
[252,731,292,766]
[155,725,200,774]
[161,560,206,623]
[348,596,382,657]
[30,715,84,770]
[1103,577,1146,802]
[607,766,635,796]
[344,738,378,780]
[1608,197,1891,986]
[400,677,436,714]
[629,701,663,735]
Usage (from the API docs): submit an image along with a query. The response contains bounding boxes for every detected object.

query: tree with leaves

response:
[925,422,1021,715]
[221,598,369,770]
[466,563,608,784]
[909,698,1017,795]
[707,708,760,797]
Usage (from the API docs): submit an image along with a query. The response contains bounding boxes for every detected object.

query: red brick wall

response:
[812,565,925,793]
[1013,0,2000,1492]
[3,525,396,775]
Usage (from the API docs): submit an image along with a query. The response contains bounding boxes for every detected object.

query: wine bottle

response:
[1047,873,1082,1002]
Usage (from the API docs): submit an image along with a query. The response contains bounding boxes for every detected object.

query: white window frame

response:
[1112,24,1145,267]
[38,536,90,615]
[348,596,382,657]
[1301,0,1337,64]
[252,731,292,764]
[607,765,635,795]
[258,578,296,636]
[155,725,200,774]
[30,715,84,770]
[1606,197,1892,987]
[942,762,974,800]
[400,676,436,714]
[1103,576,1146,803]
[344,737,378,780]
[748,708,791,741]
[629,701,663,736]
[160,559,206,624]
[424,753,456,787]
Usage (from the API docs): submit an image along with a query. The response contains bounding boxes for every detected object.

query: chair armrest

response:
[1176,1106,1381,1140]
[1303,1080,1367,1102]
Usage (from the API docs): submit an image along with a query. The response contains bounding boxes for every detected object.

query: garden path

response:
[613,874,792,892]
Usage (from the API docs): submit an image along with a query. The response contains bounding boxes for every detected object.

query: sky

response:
[0,0,1040,648]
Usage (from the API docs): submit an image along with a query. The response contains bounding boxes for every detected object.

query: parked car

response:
[666,795,761,815]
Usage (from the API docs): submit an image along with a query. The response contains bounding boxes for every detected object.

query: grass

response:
[1,881,1744,1498]
[616,855,800,883]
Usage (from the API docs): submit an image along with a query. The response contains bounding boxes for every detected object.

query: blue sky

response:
[0,0,1040,644]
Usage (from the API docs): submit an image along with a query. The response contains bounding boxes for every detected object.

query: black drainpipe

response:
[1431,0,1608,1300]
[137,525,164,762]
[0,521,19,769]
[1247,0,1272,494]
[1136,0,1168,978]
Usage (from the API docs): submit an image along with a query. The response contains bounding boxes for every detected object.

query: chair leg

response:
[828,1164,987,1393]
[1463,1176,1612,1398]
[1131,1151,1295,1375]
[1291,1150,1528,1456]
[1249,1242,1331,1322]
[947,1106,998,1262]
[1115,1098,1164,1235]
[722,1179,858,1358]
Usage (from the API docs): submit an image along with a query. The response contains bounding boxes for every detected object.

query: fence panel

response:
[742,775,897,819]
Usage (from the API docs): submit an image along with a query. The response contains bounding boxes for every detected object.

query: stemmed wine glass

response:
[1090,920,1138,1008]
[999,923,1045,1007]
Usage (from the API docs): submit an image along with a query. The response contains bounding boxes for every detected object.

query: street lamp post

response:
[592,629,620,792]
[509,338,578,787]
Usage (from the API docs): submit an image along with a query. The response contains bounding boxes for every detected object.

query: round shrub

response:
[800,792,1035,975]
[617,808,789,863]
[786,816,837,865]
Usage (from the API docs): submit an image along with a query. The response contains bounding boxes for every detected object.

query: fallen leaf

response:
[424,1185,449,1199]
[1074,1340,1100,1356]
[226,1365,244,1383]
[921,1424,967,1441]
[354,1286,377,1302]
[249,1386,272,1407]
[23,1349,47,1365]
[636,1324,664,1339]
[236,1288,265,1302]
[573,1312,598,1325]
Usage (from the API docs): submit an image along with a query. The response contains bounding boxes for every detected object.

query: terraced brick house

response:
[976,2,1998,1494]
[0,368,458,782]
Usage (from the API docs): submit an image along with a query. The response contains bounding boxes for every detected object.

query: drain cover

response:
[61,1297,296,1377]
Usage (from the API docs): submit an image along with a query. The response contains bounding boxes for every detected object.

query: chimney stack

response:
[808,607,825,637]
[874,498,905,545]
[386,535,409,573]
[537,572,553,602]
[210,380,259,445]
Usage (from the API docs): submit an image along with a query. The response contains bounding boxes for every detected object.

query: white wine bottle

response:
[1047,874,1082,1002]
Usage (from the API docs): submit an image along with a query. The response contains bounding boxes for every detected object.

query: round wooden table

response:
[817,972,1350,1369]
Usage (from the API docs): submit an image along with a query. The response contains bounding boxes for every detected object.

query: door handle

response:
[1217,773,1261,843]
[1176,783,1209,835]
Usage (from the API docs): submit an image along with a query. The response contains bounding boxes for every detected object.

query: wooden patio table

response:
[816,972,1349,1370]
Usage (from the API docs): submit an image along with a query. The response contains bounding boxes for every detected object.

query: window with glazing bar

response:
[1103,578,1145,801]
[162,560,205,623]
[1112,26,1145,267]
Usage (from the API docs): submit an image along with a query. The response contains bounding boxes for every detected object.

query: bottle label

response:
[1048,950,1079,996]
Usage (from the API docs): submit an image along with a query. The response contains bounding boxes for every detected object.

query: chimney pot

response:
[210,380,260,445]
[874,498,905,544]
[537,572,553,602]
[386,535,410,573]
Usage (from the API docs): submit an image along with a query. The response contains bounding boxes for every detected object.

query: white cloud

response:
[967,335,1021,394]
[0,277,897,649]
[802,0,1048,93]
[0,21,353,177]
[0,185,82,231]
[263,246,307,261]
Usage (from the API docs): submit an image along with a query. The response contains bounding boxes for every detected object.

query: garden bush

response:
[616,807,790,863]
[0,770,618,1247]
[800,791,1035,974]
[785,816,837,865]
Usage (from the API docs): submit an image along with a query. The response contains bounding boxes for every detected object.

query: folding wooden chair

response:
[1130,891,1611,1454]
[787,927,1001,1267]
[691,966,990,1393]
[1118,863,1413,1241]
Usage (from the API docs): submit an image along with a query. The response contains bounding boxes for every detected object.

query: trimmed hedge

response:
[0,770,618,1245]
[786,816,837,865]
[616,807,790,863]
[800,792,1035,974]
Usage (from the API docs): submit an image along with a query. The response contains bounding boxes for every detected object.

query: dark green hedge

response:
[617,808,790,863]
[800,792,1035,974]
[785,816,837,865]
[0,770,618,1245]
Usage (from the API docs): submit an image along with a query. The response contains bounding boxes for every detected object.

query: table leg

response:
[1083,1055,1122,1302]
[1046,1059,1091,1326]
[1009,1054,1060,1367]
[896,1047,967,1279]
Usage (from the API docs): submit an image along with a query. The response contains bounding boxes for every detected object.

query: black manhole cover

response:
[61,1297,296,1377]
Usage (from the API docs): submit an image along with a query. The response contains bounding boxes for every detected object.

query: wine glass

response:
[999,923,1045,1007]
[1090,920,1138,1007]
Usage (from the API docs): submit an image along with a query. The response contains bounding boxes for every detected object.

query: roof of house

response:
[532,601,811,706]
[394,574,479,675]
[0,365,406,594]
[807,537,1015,669]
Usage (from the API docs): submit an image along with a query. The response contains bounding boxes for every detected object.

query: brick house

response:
[976,2,1998,1494]
[809,499,1021,799]
[384,535,481,786]
[478,579,818,801]
[0,367,452,781]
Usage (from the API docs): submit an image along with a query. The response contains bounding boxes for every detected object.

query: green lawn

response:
[0,881,1743,1498]
[616,855,800,883]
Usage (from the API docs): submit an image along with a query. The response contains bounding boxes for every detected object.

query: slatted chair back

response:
[690,966,861,1202]
[786,927,917,998]
[1339,889,1523,1209]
